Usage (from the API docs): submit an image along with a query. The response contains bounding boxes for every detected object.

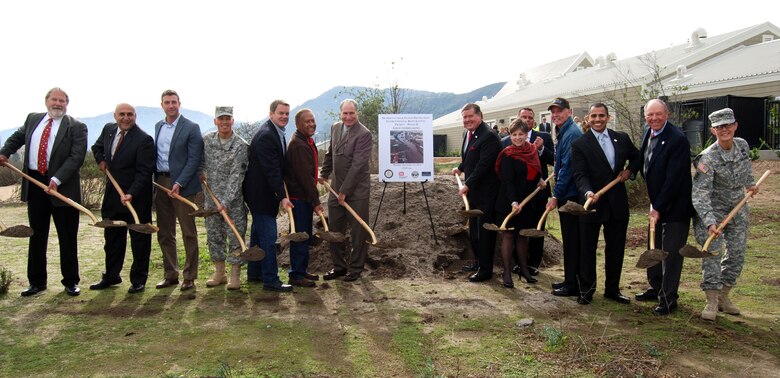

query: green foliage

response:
[392,310,430,374]
[626,175,650,209]
[541,325,567,352]
[79,151,105,209]
[0,266,11,294]
[749,147,761,161]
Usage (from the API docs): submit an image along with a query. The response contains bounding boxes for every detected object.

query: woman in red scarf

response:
[494,119,544,287]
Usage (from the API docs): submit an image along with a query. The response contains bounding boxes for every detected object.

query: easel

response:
[372,180,438,244]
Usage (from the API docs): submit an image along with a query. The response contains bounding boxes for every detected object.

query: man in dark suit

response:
[452,103,501,282]
[538,115,552,133]
[571,103,640,305]
[636,99,694,315]
[501,108,554,274]
[89,104,155,293]
[243,100,293,292]
[153,90,203,291]
[0,87,87,297]
[319,99,373,282]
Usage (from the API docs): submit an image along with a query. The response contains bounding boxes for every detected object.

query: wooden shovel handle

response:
[321,181,378,245]
[316,210,331,232]
[702,169,771,251]
[104,169,141,224]
[201,178,248,252]
[584,176,622,211]
[152,181,199,211]
[454,174,472,211]
[648,216,657,250]
[535,206,553,231]
[3,162,98,223]
[283,183,298,234]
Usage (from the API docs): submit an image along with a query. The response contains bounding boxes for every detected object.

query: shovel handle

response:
[202,178,248,252]
[3,162,98,224]
[584,176,622,211]
[316,209,331,232]
[152,181,199,211]
[283,183,298,234]
[454,174,472,212]
[535,206,553,231]
[703,169,771,251]
[648,216,657,250]
[321,181,378,245]
[104,169,142,225]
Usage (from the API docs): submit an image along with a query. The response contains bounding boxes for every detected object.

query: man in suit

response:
[244,100,293,292]
[0,87,87,297]
[319,99,373,282]
[571,103,640,305]
[501,108,554,275]
[546,97,583,297]
[90,103,155,293]
[153,89,204,291]
[452,102,501,282]
[635,99,694,315]
[538,115,552,133]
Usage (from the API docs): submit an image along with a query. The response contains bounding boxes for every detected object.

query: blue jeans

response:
[247,213,282,286]
[289,199,313,280]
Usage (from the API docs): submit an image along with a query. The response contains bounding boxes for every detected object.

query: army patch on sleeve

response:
[696,163,709,174]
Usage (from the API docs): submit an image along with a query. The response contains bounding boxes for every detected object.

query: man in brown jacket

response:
[319,99,373,282]
[284,108,323,287]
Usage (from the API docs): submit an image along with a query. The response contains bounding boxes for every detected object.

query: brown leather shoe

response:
[289,278,316,287]
[180,279,195,291]
[155,279,179,289]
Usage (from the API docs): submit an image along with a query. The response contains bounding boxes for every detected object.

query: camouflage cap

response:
[215,106,233,118]
[708,107,735,127]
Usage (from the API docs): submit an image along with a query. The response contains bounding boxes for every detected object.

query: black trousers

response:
[102,211,152,285]
[558,199,581,290]
[646,220,689,303]
[468,201,497,274]
[527,196,547,269]
[26,170,80,287]
[579,217,628,297]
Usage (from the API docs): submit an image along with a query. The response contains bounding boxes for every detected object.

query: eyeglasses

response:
[712,123,736,130]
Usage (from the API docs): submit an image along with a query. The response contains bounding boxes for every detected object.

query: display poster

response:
[377,114,434,182]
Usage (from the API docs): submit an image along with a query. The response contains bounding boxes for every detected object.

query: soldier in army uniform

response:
[692,108,758,321]
[202,106,249,290]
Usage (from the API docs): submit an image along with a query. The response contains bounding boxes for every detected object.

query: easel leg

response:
[421,180,438,245]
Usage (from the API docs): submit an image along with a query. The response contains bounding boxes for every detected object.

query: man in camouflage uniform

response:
[202,106,249,290]
[692,108,758,321]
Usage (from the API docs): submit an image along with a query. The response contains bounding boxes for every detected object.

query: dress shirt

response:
[29,114,63,185]
[156,114,180,172]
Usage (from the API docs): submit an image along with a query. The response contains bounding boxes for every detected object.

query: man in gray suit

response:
[153,89,204,291]
[0,87,87,297]
[319,99,373,282]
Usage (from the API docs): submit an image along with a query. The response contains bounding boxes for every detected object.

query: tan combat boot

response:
[206,261,227,287]
[701,290,719,321]
[226,264,241,290]
[718,285,741,315]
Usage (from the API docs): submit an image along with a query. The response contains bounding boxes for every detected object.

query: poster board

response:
[377,114,434,182]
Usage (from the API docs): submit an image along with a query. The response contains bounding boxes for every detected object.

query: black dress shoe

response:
[635,289,658,302]
[528,266,540,276]
[603,292,631,304]
[343,272,362,282]
[468,270,492,282]
[653,301,678,315]
[323,269,347,280]
[552,287,577,297]
[128,284,145,293]
[577,295,593,305]
[511,265,522,274]
[304,272,320,281]
[155,279,179,289]
[263,283,293,292]
[89,279,120,290]
[462,263,479,272]
[519,273,538,284]
[20,285,46,297]
[551,281,565,290]
[65,285,81,297]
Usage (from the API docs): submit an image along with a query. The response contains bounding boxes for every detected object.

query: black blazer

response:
[638,122,694,222]
[571,128,640,223]
[501,130,554,197]
[457,122,500,209]
[243,120,286,216]
[92,123,155,222]
[0,112,87,206]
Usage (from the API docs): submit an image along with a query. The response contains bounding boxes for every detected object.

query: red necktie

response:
[114,130,126,156]
[37,118,53,174]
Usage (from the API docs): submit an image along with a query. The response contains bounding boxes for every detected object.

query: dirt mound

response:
[277,175,562,279]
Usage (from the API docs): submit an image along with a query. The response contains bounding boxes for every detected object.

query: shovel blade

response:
[189,209,220,217]
[457,209,484,218]
[679,244,717,258]
[94,219,127,228]
[316,231,346,243]
[558,202,594,215]
[284,232,310,242]
[0,225,34,238]
[636,249,668,269]
[518,229,548,238]
[238,246,266,261]
[128,223,159,234]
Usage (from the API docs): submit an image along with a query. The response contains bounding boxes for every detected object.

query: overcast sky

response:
[1,0,777,127]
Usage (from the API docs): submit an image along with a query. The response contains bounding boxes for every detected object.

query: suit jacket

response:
[285,130,320,207]
[501,130,554,197]
[92,123,155,222]
[154,115,203,197]
[0,112,87,206]
[243,120,287,216]
[638,122,694,222]
[457,122,500,209]
[538,122,552,133]
[571,128,640,223]
[320,121,372,201]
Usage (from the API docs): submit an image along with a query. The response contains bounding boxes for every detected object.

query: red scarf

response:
[495,142,541,180]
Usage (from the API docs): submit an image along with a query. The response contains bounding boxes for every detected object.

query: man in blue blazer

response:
[635,99,694,315]
[0,88,87,297]
[243,100,293,292]
[153,90,204,291]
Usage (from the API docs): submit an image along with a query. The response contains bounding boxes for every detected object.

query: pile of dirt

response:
[276,174,562,279]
